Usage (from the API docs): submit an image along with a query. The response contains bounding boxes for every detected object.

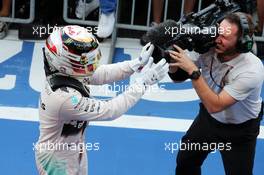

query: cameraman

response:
[169,12,264,175]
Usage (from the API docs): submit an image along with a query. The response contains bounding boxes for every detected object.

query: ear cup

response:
[236,13,253,53]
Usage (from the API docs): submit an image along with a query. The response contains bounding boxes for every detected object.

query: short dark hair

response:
[224,12,255,38]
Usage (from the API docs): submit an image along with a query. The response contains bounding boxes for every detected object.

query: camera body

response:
[147,0,241,63]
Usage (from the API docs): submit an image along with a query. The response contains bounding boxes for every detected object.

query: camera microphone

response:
[145,20,180,63]
[146,20,178,46]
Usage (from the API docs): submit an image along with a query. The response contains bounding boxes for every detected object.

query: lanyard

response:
[209,57,233,89]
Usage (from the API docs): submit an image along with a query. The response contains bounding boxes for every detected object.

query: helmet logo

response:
[59,67,66,74]
[91,41,98,48]
[67,26,76,36]
[80,54,88,65]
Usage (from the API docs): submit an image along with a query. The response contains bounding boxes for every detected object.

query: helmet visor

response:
[61,31,99,56]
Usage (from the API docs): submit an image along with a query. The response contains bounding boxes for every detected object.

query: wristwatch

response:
[189,70,201,80]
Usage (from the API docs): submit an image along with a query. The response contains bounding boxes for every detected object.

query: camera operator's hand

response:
[136,57,169,87]
[169,57,179,73]
[169,45,198,75]
[129,42,154,72]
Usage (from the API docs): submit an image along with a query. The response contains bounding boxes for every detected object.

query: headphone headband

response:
[235,12,253,53]
[237,13,250,37]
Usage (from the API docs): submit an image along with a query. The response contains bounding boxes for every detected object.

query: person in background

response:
[140,0,164,45]
[0,0,11,39]
[183,0,196,15]
[75,0,100,19]
[96,0,116,38]
[75,0,117,38]
[0,0,10,17]
[184,0,215,15]
[256,0,264,35]
[152,0,164,26]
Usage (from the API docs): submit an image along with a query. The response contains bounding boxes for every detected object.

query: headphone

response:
[236,12,254,53]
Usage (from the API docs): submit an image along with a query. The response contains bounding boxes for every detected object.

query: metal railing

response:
[63,0,264,57]
[0,0,35,23]
[1,0,262,52]
[63,0,210,31]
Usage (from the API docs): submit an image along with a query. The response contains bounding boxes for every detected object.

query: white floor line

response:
[0,106,263,139]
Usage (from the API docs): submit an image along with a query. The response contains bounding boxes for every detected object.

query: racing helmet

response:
[45,25,101,78]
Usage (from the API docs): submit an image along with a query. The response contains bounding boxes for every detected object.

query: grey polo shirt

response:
[194,50,264,124]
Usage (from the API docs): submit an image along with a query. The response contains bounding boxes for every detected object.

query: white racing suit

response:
[35,61,146,175]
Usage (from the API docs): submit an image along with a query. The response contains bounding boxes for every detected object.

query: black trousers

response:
[176,103,263,175]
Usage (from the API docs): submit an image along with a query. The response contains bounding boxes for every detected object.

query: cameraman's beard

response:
[217,46,239,61]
